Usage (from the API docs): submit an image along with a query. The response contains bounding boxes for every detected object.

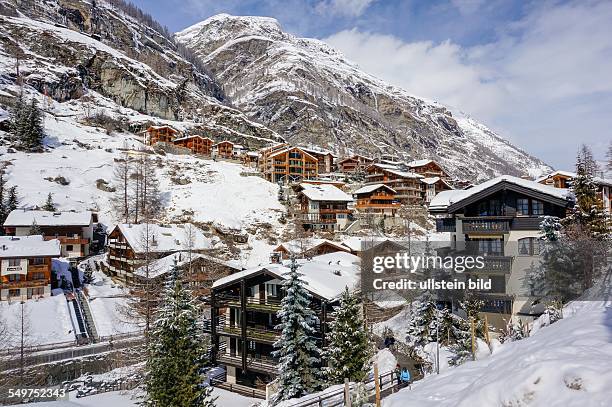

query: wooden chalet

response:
[173,135,213,155]
[353,183,400,216]
[4,210,97,258]
[421,176,453,204]
[207,252,360,389]
[537,170,611,213]
[106,223,214,282]
[145,125,179,145]
[406,159,450,179]
[337,154,374,173]
[0,235,61,301]
[214,140,235,159]
[259,144,318,183]
[300,147,336,173]
[429,175,574,328]
[295,183,353,231]
[365,164,424,205]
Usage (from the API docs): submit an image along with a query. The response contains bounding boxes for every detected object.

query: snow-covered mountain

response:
[0,1,283,146]
[176,14,552,181]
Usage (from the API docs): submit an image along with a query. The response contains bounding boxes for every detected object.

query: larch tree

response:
[113,142,132,223]
[325,287,372,384]
[272,258,322,404]
[146,261,215,407]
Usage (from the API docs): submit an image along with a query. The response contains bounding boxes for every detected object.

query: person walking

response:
[400,367,411,386]
[394,364,402,385]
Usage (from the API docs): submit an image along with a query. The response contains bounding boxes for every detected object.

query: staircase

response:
[77,291,99,342]
[69,298,89,343]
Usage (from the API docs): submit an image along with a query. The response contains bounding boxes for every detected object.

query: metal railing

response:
[462,217,511,233]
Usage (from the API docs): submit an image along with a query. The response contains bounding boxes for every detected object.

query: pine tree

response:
[606,141,612,173]
[42,193,56,211]
[0,171,7,226]
[405,292,438,349]
[145,261,215,407]
[22,99,44,150]
[5,186,19,214]
[325,287,371,384]
[29,220,42,235]
[272,258,322,404]
[448,317,473,366]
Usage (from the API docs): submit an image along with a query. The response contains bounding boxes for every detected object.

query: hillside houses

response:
[173,135,213,155]
[272,238,352,261]
[3,210,97,258]
[106,223,217,282]
[144,125,179,145]
[337,154,374,173]
[295,183,353,231]
[353,183,400,216]
[0,235,61,301]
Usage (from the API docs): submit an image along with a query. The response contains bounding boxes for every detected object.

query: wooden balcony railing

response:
[0,278,49,289]
[462,217,511,233]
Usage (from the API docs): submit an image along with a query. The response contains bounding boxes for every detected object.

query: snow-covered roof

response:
[4,210,93,227]
[0,235,61,258]
[149,125,178,131]
[212,252,361,301]
[298,183,353,202]
[299,146,336,156]
[275,238,350,255]
[134,251,242,279]
[429,175,573,212]
[115,223,216,254]
[368,163,399,170]
[537,170,612,187]
[338,154,373,163]
[268,147,317,160]
[386,168,424,179]
[173,135,213,142]
[353,183,397,195]
[421,177,441,185]
[406,159,435,167]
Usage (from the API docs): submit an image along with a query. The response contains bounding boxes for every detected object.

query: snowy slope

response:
[176,14,551,181]
[384,300,612,407]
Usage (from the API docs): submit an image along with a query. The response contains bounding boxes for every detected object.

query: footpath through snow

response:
[383,299,612,407]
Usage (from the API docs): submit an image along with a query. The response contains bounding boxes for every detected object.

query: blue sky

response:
[132,0,611,171]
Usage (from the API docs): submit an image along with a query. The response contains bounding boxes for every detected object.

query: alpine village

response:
[0,1,610,407]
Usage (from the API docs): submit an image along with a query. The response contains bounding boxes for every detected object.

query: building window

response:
[516,198,529,215]
[518,237,541,256]
[31,257,45,265]
[478,239,503,255]
[8,289,20,297]
[30,272,45,280]
[66,245,74,251]
[532,200,544,215]
[8,258,20,267]
[266,283,278,298]
[8,274,22,282]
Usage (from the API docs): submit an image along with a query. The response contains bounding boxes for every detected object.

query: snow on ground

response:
[0,294,74,347]
[372,348,398,374]
[86,271,141,337]
[18,387,261,407]
[383,300,612,407]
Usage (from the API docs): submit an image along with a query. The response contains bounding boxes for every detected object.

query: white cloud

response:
[324,1,612,168]
[315,0,376,18]
[450,0,486,15]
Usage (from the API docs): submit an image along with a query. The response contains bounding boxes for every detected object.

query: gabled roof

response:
[148,125,178,132]
[421,177,453,189]
[173,135,213,142]
[274,238,350,255]
[297,183,353,202]
[212,252,361,301]
[214,140,234,147]
[429,175,573,213]
[134,251,242,279]
[4,210,93,227]
[338,154,373,164]
[0,235,61,258]
[299,146,336,157]
[406,159,435,167]
[385,168,424,179]
[353,183,397,195]
[268,146,317,160]
[113,223,216,254]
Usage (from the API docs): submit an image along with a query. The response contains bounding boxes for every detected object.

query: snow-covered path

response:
[383,300,612,407]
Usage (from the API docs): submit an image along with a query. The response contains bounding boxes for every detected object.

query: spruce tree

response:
[42,193,56,211]
[272,258,322,404]
[325,287,371,384]
[29,220,42,235]
[5,186,19,214]
[0,171,6,226]
[145,261,214,407]
[22,99,44,150]
[405,292,438,349]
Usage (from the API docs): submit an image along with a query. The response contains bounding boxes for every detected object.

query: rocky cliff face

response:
[0,1,283,147]
[176,14,551,181]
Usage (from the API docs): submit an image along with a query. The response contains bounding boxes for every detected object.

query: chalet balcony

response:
[27,264,48,273]
[44,236,89,245]
[478,256,513,273]
[462,217,511,234]
[216,352,277,374]
[108,239,128,249]
[222,295,283,312]
[436,218,456,232]
[0,278,48,289]
[216,324,280,344]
